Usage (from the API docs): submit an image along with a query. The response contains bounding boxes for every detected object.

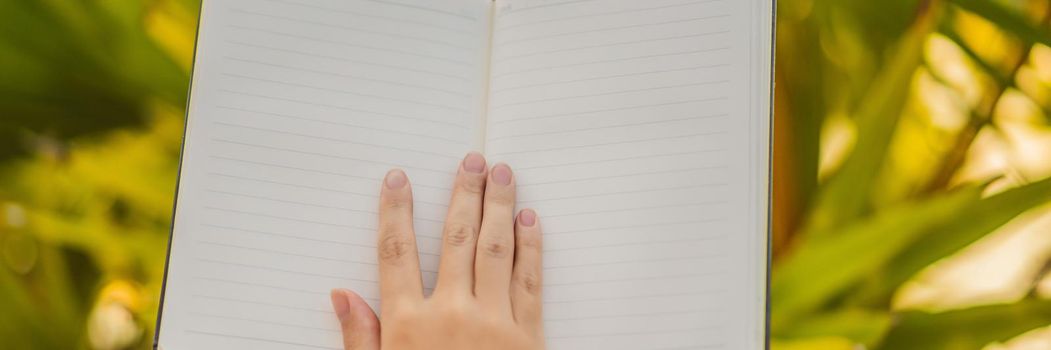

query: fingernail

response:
[463,152,486,174]
[330,289,351,322]
[385,169,407,189]
[492,164,512,185]
[519,209,537,227]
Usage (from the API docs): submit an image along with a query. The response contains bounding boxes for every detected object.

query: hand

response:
[329,152,545,350]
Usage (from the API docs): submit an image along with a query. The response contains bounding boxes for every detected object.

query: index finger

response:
[377,169,424,308]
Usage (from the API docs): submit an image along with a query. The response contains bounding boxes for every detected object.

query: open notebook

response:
[155,0,774,349]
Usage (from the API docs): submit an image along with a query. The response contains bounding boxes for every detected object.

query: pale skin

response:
[329,152,545,350]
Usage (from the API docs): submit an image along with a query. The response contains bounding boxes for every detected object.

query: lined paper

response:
[157,0,772,349]
[158,0,491,349]
[487,0,768,349]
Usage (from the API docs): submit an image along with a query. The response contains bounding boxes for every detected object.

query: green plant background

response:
[1,0,1050,349]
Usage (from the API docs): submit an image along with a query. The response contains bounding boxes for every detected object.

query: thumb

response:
[330,289,381,350]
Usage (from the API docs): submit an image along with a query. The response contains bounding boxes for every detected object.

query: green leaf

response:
[948,0,1051,48]
[801,3,941,238]
[775,175,1051,327]
[776,309,893,346]
[772,184,985,330]
[882,176,1051,297]
[877,298,1051,350]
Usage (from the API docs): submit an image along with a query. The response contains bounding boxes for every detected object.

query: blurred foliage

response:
[773,0,1051,349]
[0,0,1050,349]
[0,0,198,349]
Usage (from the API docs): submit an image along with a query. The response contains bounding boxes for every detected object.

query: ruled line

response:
[209,138,452,174]
[651,344,725,350]
[202,206,381,234]
[186,330,341,350]
[204,188,446,224]
[519,183,725,203]
[205,172,449,207]
[492,97,729,124]
[231,8,471,49]
[199,240,382,264]
[221,73,470,112]
[191,312,338,333]
[517,166,727,188]
[263,0,474,35]
[495,30,730,64]
[201,206,425,236]
[197,257,381,283]
[488,114,727,141]
[492,80,728,110]
[514,149,724,171]
[210,119,462,160]
[543,218,727,236]
[202,223,373,249]
[543,200,726,218]
[488,131,726,157]
[497,14,732,46]
[492,46,730,78]
[543,307,722,322]
[223,56,469,97]
[545,325,723,339]
[497,0,596,15]
[543,288,723,304]
[225,40,470,81]
[196,259,435,297]
[214,104,469,144]
[496,0,721,31]
[207,155,454,192]
[209,155,377,183]
[544,236,725,253]
[199,207,442,246]
[492,63,730,93]
[353,0,477,20]
[227,25,472,66]
[193,276,338,298]
[197,240,441,267]
[192,294,336,313]
[543,254,724,271]
[545,270,722,286]
[218,88,470,129]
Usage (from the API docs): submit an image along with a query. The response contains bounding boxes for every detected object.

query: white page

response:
[486,0,772,349]
[156,0,491,349]
[158,0,772,349]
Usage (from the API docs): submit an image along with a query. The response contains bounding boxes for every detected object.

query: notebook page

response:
[156,0,491,349]
[486,0,772,349]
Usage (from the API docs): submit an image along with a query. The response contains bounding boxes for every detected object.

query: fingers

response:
[474,163,517,310]
[511,209,543,334]
[330,289,380,350]
[377,169,423,308]
[435,152,487,295]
